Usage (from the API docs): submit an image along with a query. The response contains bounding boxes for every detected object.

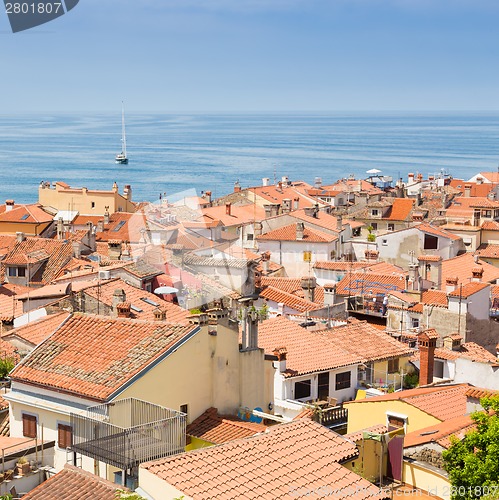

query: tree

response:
[0,357,15,379]
[442,396,499,500]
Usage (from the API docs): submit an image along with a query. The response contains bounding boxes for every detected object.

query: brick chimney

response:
[234,181,241,193]
[273,347,287,373]
[153,307,167,321]
[116,301,131,318]
[464,184,472,198]
[226,202,232,216]
[296,222,305,240]
[445,277,458,293]
[418,330,437,385]
[471,267,484,282]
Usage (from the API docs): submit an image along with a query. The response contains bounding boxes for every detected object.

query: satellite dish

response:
[154,286,179,294]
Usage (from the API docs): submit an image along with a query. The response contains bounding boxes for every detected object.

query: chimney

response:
[153,307,167,321]
[336,214,343,230]
[241,304,259,350]
[464,184,472,198]
[262,177,270,187]
[445,276,458,293]
[488,191,496,201]
[16,232,25,243]
[417,173,423,182]
[226,202,232,216]
[254,221,263,237]
[116,301,131,318]
[323,284,336,306]
[123,184,132,201]
[476,177,483,185]
[296,222,305,240]
[261,251,271,273]
[303,206,315,217]
[282,176,290,188]
[471,267,484,282]
[444,334,462,351]
[314,177,322,188]
[273,347,287,373]
[204,191,212,204]
[282,199,292,214]
[112,289,127,311]
[271,204,280,217]
[5,200,14,212]
[104,208,110,225]
[57,217,64,240]
[293,198,300,210]
[408,264,420,291]
[97,219,104,233]
[408,173,415,184]
[234,181,241,193]
[264,205,272,218]
[72,241,81,259]
[418,330,437,385]
[301,276,317,303]
[107,240,122,260]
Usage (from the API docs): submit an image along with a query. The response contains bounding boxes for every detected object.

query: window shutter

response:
[22,414,36,438]
[58,424,72,449]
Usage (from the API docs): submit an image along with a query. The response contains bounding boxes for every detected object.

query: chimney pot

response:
[116,301,131,318]
[296,222,305,240]
[16,232,25,243]
[418,330,437,385]
[5,200,14,212]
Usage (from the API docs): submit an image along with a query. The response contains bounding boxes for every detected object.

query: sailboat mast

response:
[121,101,127,157]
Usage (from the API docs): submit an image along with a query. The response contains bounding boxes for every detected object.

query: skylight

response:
[141,297,159,307]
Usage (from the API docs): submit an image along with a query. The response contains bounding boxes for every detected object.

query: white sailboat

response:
[115,102,128,165]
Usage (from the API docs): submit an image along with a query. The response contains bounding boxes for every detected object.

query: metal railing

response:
[70,398,186,470]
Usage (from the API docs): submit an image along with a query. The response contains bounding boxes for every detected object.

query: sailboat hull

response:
[115,157,128,165]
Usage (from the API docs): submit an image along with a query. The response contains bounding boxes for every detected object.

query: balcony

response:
[347,296,387,318]
[70,398,186,471]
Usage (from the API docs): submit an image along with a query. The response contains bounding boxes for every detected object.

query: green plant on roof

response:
[115,490,146,500]
[0,357,15,379]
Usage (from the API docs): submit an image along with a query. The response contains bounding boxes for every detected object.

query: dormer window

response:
[371,209,379,216]
[8,266,26,277]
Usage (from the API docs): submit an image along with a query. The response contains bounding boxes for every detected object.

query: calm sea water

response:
[1,113,499,205]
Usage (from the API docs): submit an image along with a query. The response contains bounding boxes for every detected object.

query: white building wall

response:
[454,357,499,390]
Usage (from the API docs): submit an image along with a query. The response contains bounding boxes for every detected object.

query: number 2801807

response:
[5,2,62,14]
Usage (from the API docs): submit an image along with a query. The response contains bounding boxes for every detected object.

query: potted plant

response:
[0,472,4,483]
[15,457,30,476]
[4,469,13,481]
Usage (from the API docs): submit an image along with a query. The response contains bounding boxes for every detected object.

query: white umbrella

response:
[154,286,179,294]
[366,168,382,175]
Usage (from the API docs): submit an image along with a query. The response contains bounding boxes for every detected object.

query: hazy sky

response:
[1,0,499,113]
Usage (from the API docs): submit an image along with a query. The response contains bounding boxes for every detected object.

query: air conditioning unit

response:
[98,270,111,280]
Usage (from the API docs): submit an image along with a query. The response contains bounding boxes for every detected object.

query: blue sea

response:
[2,113,499,205]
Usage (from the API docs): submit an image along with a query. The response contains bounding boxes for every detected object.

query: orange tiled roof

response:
[256,316,364,377]
[82,279,190,324]
[417,255,442,262]
[450,179,494,197]
[0,203,53,224]
[318,321,414,363]
[481,220,499,231]
[260,286,322,313]
[291,208,342,232]
[257,223,337,243]
[465,387,499,399]
[0,283,27,322]
[186,407,266,444]
[0,338,19,364]
[10,314,198,401]
[416,223,462,241]
[476,244,499,259]
[447,282,489,299]
[313,261,369,271]
[2,311,70,348]
[345,424,388,442]
[22,464,122,499]
[141,419,388,500]
[440,253,499,289]
[346,384,470,421]
[201,204,266,226]
[421,290,448,307]
[336,272,406,296]
[404,414,475,449]
[385,198,416,221]
[260,277,325,304]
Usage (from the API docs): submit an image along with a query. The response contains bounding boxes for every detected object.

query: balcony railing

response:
[70,398,186,471]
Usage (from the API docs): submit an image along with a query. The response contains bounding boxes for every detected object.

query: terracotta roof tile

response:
[142,419,388,500]
[447,282,489,298]
[440,253,499,289]
[336,272,406,296]
[465,387,499,399]
[0,283,27,322]
[186,408,266,444]
[0,204,52,224]
[481,220,499,231]
[10,314,198,401]
[421,290,448,307]
[404,414,475,449]
[385,198,416,221]
[345,425,388,442]
[476,243,499,258]
[2,311,70,348]
[22,464,123,499]
[261,277,325,303]
[291,209,342,232]
[346,384,470,421]
[201,204,267,226]
[417,255,442,262]
[416,223,462,241]
[257,223,337,243]
[313,261,369,271]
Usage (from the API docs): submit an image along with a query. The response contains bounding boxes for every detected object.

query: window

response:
[318,372,330,400]
[58,424,72,449]
[353,228,361,237]
[387,358,399,374]
[423,234,438,250]
[180,404,188,418]
[484,210,492,218]
[295,379,311,399]
[8,267,16,277]
[371,209,379,216]
[411,317,420,329]
[371,223,378,231]
[22,414,37,438]
[246,234,254,241]
[387,223,395,231]
[17,267,26,277]
[335,371,351,391]
[495,210,499,218]
[382,239,388,246]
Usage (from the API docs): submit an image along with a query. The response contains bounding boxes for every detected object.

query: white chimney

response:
[273,348,287,373]
[296,222,305,240]
[445,277,458,293]
[16,232,25,243]
[262,177,270,187]
[5,200,14,212]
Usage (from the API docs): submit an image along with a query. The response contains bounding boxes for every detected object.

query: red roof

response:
[10,314,198,401]
[141,419,388,500]
[257,223,337,243]
[336,272,406,296]
[385,198,416,221]
[186,407,266,444]
[440,253,499,289]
